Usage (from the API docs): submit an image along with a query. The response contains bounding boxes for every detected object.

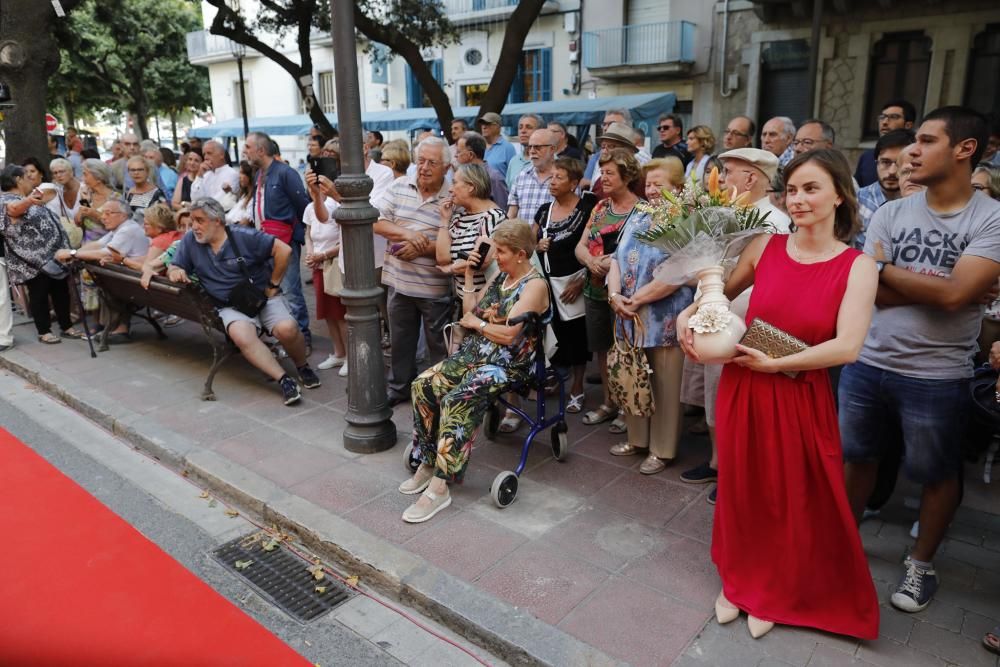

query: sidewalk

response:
[4,313,1000,667]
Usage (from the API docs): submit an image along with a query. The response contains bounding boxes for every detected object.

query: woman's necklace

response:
[608,195,637,216]
[789,235,840,262]
[502,267,537,291]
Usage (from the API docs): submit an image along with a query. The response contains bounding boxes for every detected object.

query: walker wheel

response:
[485,405,501,440]
[551,422,569,462]
[490,471,519,508]
[403,442,421,473]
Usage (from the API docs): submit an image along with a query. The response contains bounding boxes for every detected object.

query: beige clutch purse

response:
[739,318,809,378]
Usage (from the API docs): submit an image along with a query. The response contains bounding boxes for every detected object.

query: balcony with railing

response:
[443,0,560,26]
[582,21,696,79]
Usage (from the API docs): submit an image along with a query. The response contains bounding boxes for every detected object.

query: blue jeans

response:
[281,242,310,343]
[839,361,968,485]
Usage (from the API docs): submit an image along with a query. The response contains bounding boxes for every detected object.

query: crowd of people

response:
[2,101,1000,649]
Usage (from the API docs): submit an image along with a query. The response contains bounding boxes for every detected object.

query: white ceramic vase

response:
[691,266,747,363]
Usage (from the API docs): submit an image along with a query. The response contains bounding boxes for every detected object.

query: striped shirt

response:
[855,181,888,250]
[509,166,554,224]
[379,176,451,299]
[448,207,506,291]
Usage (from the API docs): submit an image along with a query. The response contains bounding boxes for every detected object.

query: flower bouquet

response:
[634,167,773,362]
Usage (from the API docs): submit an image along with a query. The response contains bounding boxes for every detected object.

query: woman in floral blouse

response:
[606,157,695,474]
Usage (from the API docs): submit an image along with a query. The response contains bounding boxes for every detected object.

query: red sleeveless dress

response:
[712,235,879,639]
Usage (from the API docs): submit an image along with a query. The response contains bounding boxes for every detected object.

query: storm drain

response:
[212,532,352,622]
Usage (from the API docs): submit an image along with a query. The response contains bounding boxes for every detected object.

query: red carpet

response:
[0,428,311,667]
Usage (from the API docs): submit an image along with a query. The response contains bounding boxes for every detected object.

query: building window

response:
[232,80,251,118]
[758,39,811,127]
[406,59,443,109]
[509,48,552,104]
[863,32,931,139]
[964,24,1000,117]
[318,71,335,114]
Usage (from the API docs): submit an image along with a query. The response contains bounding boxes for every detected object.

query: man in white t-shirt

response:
[841,106,1000,614]
[190,140,240,208]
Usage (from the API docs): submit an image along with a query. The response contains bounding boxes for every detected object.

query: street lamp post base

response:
[343,420,398,454]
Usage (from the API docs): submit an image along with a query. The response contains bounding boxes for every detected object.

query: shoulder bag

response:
[223,225,267,317]
[541,204,586,321]
[322,254,344,296]
[607,317,654,417]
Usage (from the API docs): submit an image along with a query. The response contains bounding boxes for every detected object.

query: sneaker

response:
[339,362,349,378]
[298,366,322,389]
[707,486,717,505]
[891,556,938,612]
[680,461,718,484]
[279,375,302,405]
[317,354,346,370]
[402,487,452,523]
[0,343,12,352]
[398,464,435,495]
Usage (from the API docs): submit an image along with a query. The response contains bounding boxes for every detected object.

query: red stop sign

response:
[45,114,57,132]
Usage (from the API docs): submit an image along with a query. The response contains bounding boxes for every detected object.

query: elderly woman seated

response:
[399,219,550,524]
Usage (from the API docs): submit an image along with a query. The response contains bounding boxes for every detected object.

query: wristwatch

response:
[875,261,886,273]
[69,249,77,258]
[479,320,487,331]
[608,292,620,303]
[267,281,281,290]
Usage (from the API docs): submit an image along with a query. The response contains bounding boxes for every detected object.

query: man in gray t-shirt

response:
[839,106,1000,616]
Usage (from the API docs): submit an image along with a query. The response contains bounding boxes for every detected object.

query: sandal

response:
[583,403,617,425]
[609,442,647,456]
[608,417,627,434]
[566,393,585,414]
[498,410,523,433]
[61,328,88,340]
[984,626,1000,655]
[38,333,62,344]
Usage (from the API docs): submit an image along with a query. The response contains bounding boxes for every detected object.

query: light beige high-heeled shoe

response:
[747,615,774,639]
[715,592,739,624]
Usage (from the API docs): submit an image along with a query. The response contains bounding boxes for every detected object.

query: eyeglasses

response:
[793,139,818,148]
[527,144,555,151]
[878,113,905,123]
[657,125,674,131]
[416,158,443,168]
[724,129,750,138]
[128,168,147,174]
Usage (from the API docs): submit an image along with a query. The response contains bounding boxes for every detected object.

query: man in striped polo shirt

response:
[375,137,454,406]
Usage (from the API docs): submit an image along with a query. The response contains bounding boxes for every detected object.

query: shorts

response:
[585,296,613,353]
[839,361,969,485]
[220,296,295,336]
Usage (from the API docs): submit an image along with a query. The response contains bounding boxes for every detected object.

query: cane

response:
[68,264,97,358]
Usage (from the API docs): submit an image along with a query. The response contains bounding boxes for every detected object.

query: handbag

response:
[607,317,654,417]
[4,213,70,281]
[261,219,294,244]
[322,257,343,296]
[56,193,83,249]
[541,206,586,321]
[223,225,267,317]
[739,318,809,378]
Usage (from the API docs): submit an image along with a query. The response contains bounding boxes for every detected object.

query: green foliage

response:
[48,0,209,130]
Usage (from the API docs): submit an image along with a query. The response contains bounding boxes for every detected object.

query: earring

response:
[518,260,523,264]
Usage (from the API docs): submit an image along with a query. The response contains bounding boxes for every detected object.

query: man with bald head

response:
[190,139,240,206]
[793,120,836,156]
[761,117,796,167]
[508,127,557,223]
[723,116,755,150]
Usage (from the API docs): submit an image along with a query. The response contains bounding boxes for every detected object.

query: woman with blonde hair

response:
[380,141,412,179]
[398,219,550,523]
[685,126,716,184]
[124,156,165,214]
[121,203,182,271]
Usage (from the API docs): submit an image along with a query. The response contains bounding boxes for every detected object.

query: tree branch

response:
[476,0,546,116]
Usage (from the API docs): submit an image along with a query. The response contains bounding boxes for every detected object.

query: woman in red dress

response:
[678,149,880,639]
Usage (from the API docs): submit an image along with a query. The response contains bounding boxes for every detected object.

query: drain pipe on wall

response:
[806,0,824,116]
[719,0,733,98]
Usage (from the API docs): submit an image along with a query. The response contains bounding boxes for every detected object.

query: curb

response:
[0,349,623,667]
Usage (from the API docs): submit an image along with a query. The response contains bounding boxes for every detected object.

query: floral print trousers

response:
[411,357,519,483]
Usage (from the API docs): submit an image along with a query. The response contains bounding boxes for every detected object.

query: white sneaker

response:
[339,363,349,377]
[317,354,346,370]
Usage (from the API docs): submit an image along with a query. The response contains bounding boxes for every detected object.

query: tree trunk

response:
[475,0,546,117]
[0,0,73,163]
[170,111,178,148]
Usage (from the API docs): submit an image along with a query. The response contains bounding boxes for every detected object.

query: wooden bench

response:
[82,260,236,401]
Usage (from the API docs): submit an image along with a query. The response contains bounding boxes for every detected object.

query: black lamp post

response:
[329,0,397,453]
[230,39,249,139]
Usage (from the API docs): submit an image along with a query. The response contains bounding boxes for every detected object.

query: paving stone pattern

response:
[10,311,1000,667]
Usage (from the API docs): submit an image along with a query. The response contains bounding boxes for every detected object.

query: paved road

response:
[0,371,497,667]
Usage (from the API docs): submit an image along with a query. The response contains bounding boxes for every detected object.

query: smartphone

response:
[389,242,404,255]
[307,156,340,182]
[471,240,491,270]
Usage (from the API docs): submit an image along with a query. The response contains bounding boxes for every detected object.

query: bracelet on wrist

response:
[461,286,477,294]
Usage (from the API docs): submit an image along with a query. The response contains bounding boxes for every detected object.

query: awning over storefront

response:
[188,92,677,139]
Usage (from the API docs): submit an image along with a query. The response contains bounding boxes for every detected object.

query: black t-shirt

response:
[652,143,692,166]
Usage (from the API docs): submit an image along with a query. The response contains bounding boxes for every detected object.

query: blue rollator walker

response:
[403,310,569,508]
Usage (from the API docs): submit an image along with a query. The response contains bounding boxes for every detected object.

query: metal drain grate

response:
[212,533,352,622]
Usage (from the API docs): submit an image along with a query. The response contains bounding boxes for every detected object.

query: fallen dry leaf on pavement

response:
[308,564,325,581]
[314,586,326,594]
[234,559,253,570]
[224,509,239,518]
[198,491,209,499]
[262,538,279,552]
[345,575,359,588]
